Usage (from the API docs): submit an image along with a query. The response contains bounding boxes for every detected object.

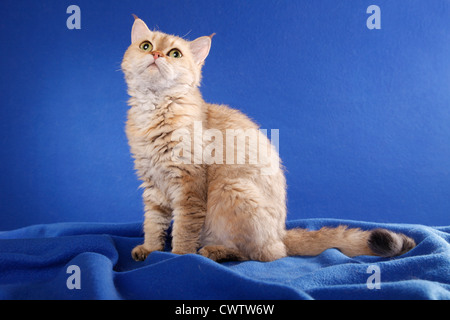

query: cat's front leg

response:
[132,184,172,261]
[170,178,207,255]
[171,205,206,255]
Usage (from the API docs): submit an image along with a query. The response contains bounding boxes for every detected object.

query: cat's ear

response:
[131,15,151,43]
[190,34,215,65]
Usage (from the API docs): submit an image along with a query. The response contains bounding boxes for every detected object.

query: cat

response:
[121,16,416,262]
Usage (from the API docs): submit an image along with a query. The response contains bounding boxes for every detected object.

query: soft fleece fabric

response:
[0,219,449,299]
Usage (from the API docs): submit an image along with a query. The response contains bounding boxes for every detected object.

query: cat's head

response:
[122,16,213,96]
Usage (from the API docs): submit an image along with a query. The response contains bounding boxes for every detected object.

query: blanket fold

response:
[0,219,448,299]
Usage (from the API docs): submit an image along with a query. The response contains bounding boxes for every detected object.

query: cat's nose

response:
[151,51,164,60]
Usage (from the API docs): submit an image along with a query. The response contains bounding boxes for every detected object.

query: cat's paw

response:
[131,244,152,261]
[198,246,219,261]
[171,248,197,255]
[199,245,247,262]
[171,243,198,255]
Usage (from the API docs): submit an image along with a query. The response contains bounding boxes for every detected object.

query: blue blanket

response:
[0,219,449,300]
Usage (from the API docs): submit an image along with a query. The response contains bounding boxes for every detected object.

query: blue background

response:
[0,0,449,230]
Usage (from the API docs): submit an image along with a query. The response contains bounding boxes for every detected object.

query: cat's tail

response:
[283,226,416,258]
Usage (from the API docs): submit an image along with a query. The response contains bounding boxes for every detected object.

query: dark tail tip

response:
[368,228,416,257]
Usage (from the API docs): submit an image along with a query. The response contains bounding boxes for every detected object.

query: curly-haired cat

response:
[121,16,416,262]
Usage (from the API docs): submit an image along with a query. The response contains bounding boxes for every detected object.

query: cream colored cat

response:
[122,16,415,262]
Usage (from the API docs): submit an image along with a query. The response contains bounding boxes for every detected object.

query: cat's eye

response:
[139,41,153,52]
[168,49,183,58]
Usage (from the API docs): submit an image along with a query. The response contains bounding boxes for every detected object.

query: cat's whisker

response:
[182,30,192,39]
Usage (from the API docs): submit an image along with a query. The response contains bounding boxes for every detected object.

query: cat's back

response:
[203,102,287,242]
[204,102,284,183]
[206,103,259,132]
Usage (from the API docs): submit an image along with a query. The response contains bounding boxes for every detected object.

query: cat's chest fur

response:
[126,91,206,192]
